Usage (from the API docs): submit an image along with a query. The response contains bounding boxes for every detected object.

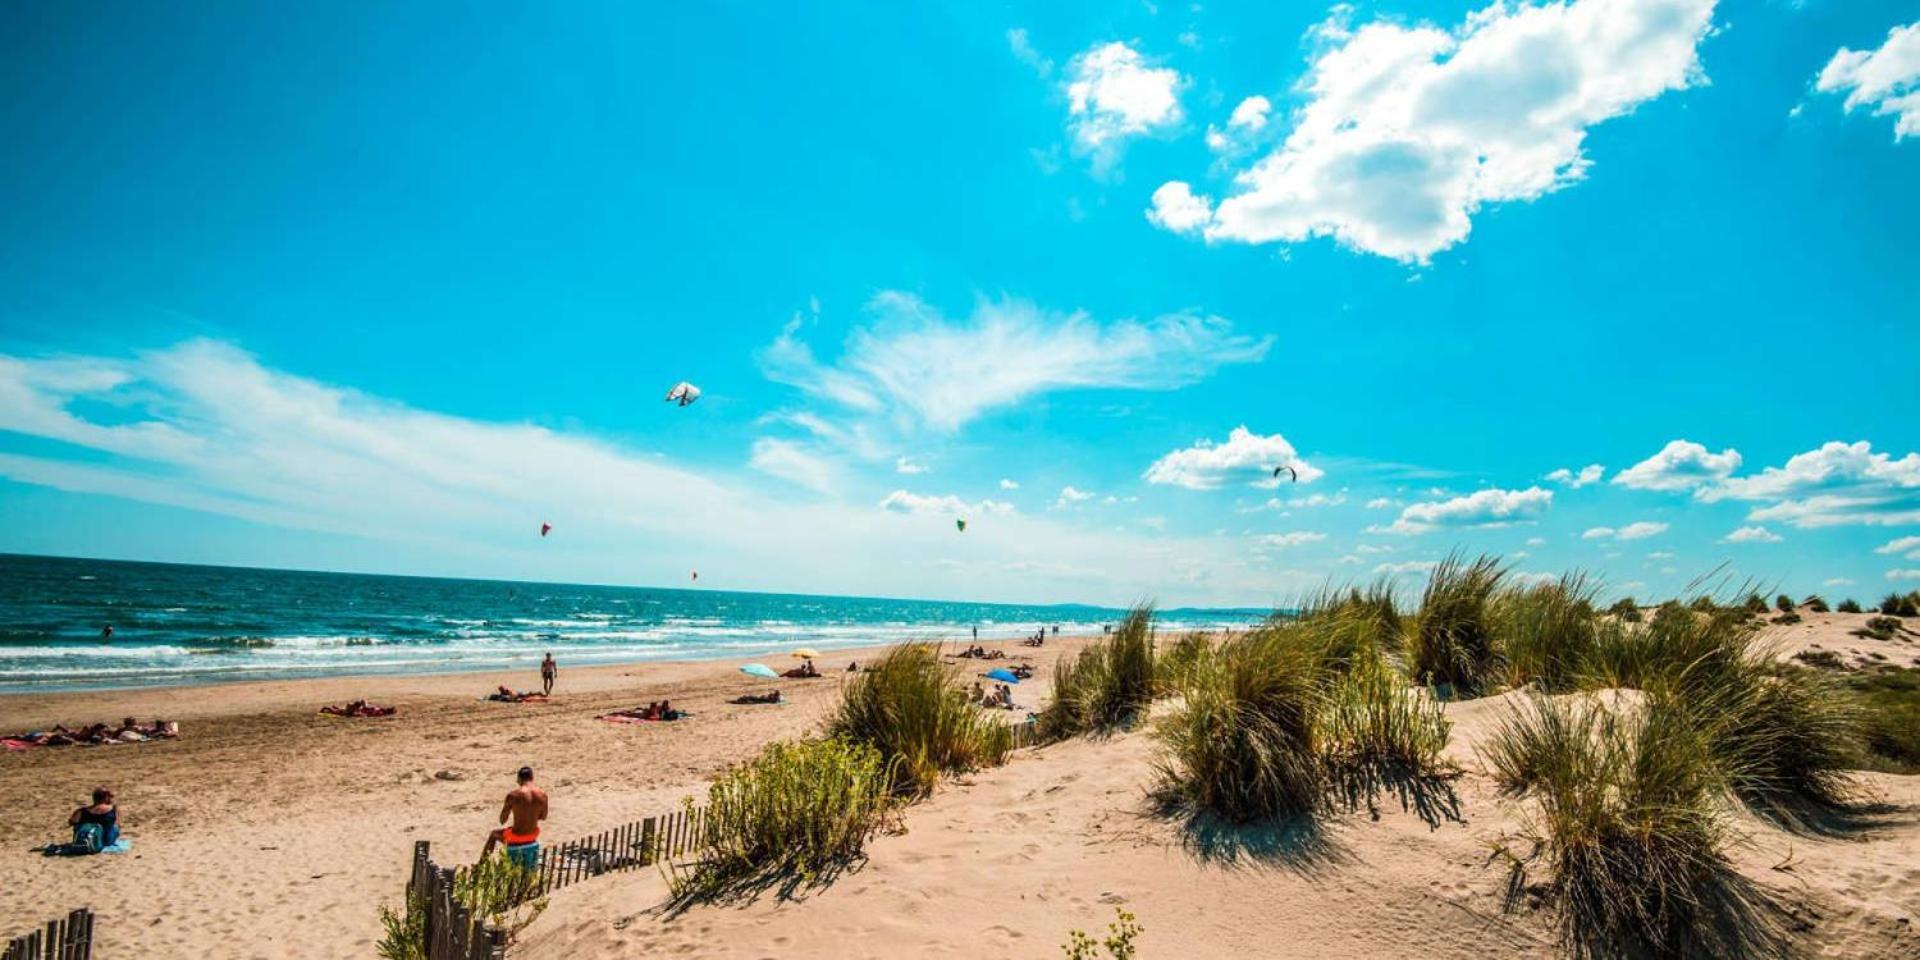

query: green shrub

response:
[1320,645,1451,775]
[1407,553,1507,696]
[1770,612,1802,625]
[1879,592,1920,617]
[1606,597,1637,617]
[1038,605,1157,739]
[1153,626,1324,822]
[1062,908,1142,960]
[674,737,892,902]
[1856,615,1903,641]
[827,643,1011,797]
[1836,598,1863,614]
[1743,593,1769,615]
[1803,595,1829,614]
[375,894,426,960]
[1488,694,1738,958]
[1775,594,1794,613]
[1792,649,1844,670]
[1691,595,1720,614]
[1846,667,1920,773]
[1492,573,1600,692]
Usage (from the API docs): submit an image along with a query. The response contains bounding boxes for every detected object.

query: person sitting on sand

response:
[781,660,820,679]
[480,767,547,871]
[1011,664,1034,680]
[968,681,985,704]
[67,786,119,854]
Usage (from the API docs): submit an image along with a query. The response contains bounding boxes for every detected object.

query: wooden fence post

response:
[640,816,658,866]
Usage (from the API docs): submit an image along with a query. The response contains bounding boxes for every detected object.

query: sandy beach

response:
[3,615,1917,958]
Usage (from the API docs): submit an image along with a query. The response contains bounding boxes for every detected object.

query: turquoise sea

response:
[0,554,1269,692]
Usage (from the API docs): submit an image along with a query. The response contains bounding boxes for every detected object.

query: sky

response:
[1,0,1917,608]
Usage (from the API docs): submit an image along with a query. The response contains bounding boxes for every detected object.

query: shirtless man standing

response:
[540,653,556,696]
[481,766,548,870]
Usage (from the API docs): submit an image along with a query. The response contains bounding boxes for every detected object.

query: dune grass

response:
[1486,694,1755,958]
[1407,553,1507,696]
[1299,580,1403,667]
[1318,642,1451,775]
[1155,631,1212,695]
[672,737,893,903]
[826,642,1011,797]
[1153,625,1325,822]
[1038,605,1157,739]
[1491,573,1600,693]
[1847,666,1920,773]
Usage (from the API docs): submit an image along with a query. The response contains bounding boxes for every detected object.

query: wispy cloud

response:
[1876,535,1920,559]
[878,490,1013,516]
[1148,0,1716,261]
[1007,27,1054,78]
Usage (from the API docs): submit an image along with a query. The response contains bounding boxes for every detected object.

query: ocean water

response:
[0,554,1270,692]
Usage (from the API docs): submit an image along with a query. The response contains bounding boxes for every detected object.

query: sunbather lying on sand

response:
[598,700,689,722]
[7,719,178,748]
[487,686,549,703]
[729,690,782,705]
[320,699,397,718]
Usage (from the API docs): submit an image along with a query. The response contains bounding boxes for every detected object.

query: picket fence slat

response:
[3,909,92,960]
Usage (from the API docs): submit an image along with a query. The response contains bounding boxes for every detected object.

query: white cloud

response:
[1053,485,1095,509]
[0,340,1333,607]
[1708,441,1920,528]
[998,478,1021,491]
[1583,520,1667,541]
[1815,20,1920,141]
[1887,569,1920,582]
[760,294,1270,435]
[1241,490,1347,513]
[1205,96,1275,154]
[1229,95,1272,131]
[1646,550,1674,560]
[878,490,1013,517]
[1066,41,1184,169]
[894,455,928,475]
[1526,536,1546,547]
[1146,181,1215,232]
[1876,535,1920,559]
[1140,515,1167,531]
[1143,426,1322,490]
[1008,27,1054,77]
[1612,440,1742,492]
[749,438,839,495]
[1375,560,1438,576]
[1721,525,1782,544]
[1253,531,1327,548]
[1338,554,1363,564]
[1824,577,1854,587]
[1151,0,1717,261]
[1377,486,1552,535]
[1546,463,1604,488]
[1365,497,1398,509]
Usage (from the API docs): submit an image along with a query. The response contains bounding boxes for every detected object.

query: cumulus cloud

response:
[998,478,1021,491]
[1205,95,1275,153]
[1582,526,1614,540]
[1066,41,1184,169]
[1583,521,1665,541]
[1143,426,1322,491]
[1146,181,1215,232]
[894,456,928,475]
[878,490,1014,516]
[1365,497,1398,509]
[1709,441,1920,528]
[760,294,1269,437]
[1376,486,1552,535]
[1149,0,1717,261]
[1815,20,1920,141]
[1053,485,1095,509]
[1546,464,1605,488]
[1612,440,1742,492]
[1721,525,1782,544]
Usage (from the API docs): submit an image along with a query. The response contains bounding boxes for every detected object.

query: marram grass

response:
[1038,605,1157,739]
[827,642,1011,797]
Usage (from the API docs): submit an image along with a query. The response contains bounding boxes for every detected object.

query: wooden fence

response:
[528,804,708,898]
[2,909,94,960]
[409,842,508,960]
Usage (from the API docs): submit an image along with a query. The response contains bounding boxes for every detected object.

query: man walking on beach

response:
[481,766,548,871]
[540,652,556,696]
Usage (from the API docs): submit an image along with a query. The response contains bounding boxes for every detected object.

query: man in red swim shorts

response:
[481,766,548,871]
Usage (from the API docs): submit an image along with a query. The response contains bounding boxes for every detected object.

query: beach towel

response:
[2,738,33,751]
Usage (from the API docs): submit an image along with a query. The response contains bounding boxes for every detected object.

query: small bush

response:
[828,643,1011,797]
[1855,615,1903,642]
[1407,553,1507,696]
[1846,667,1920,773]
[1062,908,1142,960]
[1606,597,1637,617]
[375,894,426,960]
[1879,592,1920,617]
[1319,645,1452,776]
[1492,573,1600,692]
[1488,694,1739,958]
[1742,593,1768,614]
[1792,649,1844,670]
[1153,627,1324,822]
[1803,595,1829,614]
[1039,605,1157,739]
[1837,598,1863,614]
[1775,594,1795,613]
[1770,612,1802,625]
[674,737,893,902]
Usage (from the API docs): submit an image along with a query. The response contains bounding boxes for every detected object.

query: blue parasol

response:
[740,663,778,679]
[985,667,1021,684]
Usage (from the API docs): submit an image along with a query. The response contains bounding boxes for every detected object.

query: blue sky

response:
[1,0,1917,606]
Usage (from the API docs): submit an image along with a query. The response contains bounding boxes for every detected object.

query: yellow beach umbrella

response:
[791,647,821,660]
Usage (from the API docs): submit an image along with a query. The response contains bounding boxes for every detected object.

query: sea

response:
[0,554,1271,693]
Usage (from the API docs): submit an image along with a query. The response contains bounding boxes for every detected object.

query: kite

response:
[664,381,701,406]
[540,522,552,537]
[955,519,967,533]
[1271,465,1299,483]
[690,570,699,582]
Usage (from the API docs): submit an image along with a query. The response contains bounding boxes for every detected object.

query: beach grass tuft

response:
[827,642,1011,797]
[1491,573,1600,693]
[1038,605,1157,739]
[673,736,893,903]
[1407,553,1507,696]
